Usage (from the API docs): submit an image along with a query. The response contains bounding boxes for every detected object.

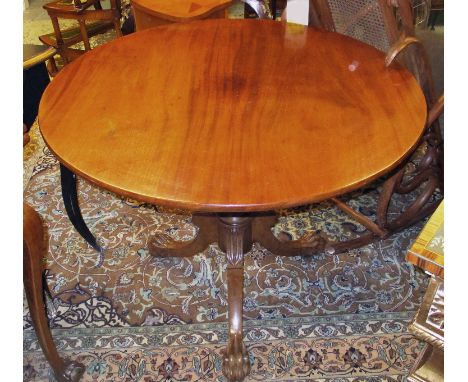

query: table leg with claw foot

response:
[223,266,251,382]
[218,216,252,382]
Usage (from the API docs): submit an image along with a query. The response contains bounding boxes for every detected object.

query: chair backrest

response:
[309,0,436,105]
[309,0,414,51]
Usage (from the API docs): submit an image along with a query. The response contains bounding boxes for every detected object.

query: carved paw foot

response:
[222,336,250,382]
[59,361,85,382]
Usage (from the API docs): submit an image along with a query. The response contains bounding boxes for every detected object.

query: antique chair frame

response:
[274,0,444,255]
[39,0,123,73]
[24,203,85,382]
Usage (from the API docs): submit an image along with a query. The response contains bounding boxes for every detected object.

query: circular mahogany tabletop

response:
[39,19,427,213]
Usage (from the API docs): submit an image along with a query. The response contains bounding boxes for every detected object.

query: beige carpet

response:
[23,3,443,381]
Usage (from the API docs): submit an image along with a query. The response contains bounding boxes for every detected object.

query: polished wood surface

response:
[23,44,57,70]
[131,0,231,21]
[132,0,229,31]
[39,19,426,213]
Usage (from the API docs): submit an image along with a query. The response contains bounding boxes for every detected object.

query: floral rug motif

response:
[23,133,429,327]
[23,3,438,378]
[24,312,426,381]
[23,120,432,381]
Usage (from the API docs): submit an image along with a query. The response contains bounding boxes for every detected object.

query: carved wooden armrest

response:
[384,36,425,67]
[385,35,435,100]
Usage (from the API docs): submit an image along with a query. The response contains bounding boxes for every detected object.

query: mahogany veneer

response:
[39,19,426,213]
[38,19,427,381]
[131,0,231,30]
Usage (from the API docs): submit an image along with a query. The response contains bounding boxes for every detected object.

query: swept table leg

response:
[150,214,218,257]
[60,164,102,253]
[252,214,330,256]
[218,216,252,382]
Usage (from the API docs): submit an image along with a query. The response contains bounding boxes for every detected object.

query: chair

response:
[24,203,85,382]
[308,0,436,99]
[39,0,123,73]
[276,0,444,255]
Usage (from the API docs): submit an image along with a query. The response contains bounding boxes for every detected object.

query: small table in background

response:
[406,200,444,382]
[131,0,232,30]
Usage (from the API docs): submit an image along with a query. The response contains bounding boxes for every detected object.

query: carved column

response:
[218,215,252,382]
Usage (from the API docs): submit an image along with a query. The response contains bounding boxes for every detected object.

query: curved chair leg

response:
[23,204,85,382]
[60,164,103,253]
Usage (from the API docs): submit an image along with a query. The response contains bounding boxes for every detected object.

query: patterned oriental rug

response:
[23,121,434,382]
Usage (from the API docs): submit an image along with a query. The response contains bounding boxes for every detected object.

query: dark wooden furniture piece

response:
[23,44,56,129]
[299,0,444,253]
[39,0,123,72]
[39,19,428,381]
[406,200,443,382]
[23,203,85,382]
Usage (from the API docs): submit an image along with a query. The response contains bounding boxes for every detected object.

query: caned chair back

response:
[309,0,412,51]
[310,0,436,104]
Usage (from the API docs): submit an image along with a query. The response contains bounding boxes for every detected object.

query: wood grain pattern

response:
[132,0,228,31]
[131,0,232,21]
[39,19,427,213]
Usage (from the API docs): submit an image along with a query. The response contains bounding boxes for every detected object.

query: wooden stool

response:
[131,0,232,31]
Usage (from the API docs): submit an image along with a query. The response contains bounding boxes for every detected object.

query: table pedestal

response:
[150,212,329,381]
